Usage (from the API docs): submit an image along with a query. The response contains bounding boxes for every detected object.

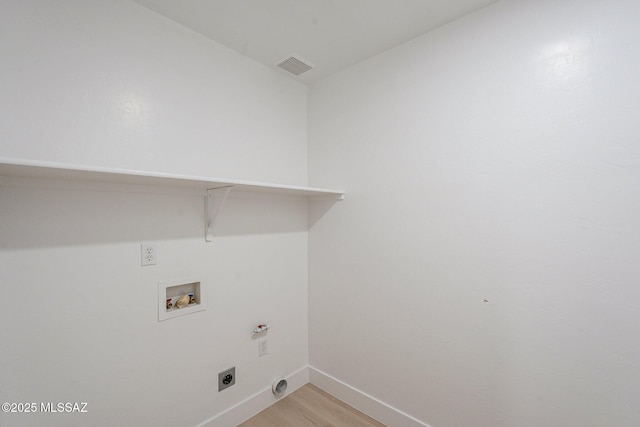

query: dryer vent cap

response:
[272,378,288,397]
[277,56,313,76]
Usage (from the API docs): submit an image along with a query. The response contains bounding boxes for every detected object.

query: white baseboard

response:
[197,365,309,427]
[197,365,430,427]
[309,366,431,427]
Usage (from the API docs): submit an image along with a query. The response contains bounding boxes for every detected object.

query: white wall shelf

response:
[0,157,344,241]
[0,157,344,198]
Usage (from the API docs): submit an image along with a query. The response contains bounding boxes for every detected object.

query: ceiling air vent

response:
[277,55,313,76]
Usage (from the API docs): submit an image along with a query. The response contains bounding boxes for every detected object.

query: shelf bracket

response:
[205,186,232,242]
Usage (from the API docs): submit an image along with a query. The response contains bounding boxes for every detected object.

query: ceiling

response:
[131,0,500,84]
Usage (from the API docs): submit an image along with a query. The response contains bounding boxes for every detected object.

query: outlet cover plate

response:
[218,367,236,391]
[258,338,268,357]
[141,242,157,266]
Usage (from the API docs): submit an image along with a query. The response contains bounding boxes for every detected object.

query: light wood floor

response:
[238,384,387,427]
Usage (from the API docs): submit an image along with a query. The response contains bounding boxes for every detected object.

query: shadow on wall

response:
[309,198,341,228]
[0,185,318,250]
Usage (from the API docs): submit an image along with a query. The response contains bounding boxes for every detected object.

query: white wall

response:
[0,1,309,426]
[0,0,307,185]
[308,0,640,426]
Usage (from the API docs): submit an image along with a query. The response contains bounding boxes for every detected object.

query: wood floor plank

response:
[238,384,386,427]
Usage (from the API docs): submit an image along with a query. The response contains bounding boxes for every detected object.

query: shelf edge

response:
[0,157,345,199]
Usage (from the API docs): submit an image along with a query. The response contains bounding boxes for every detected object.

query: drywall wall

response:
[0,186,309,427]
[0,1,309,426]
[0,0,307,185]
[308,0,640,426]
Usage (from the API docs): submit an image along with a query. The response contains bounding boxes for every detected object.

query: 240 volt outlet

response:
[218,367,235,391]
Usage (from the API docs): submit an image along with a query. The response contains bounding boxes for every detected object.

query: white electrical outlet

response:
[258,338,268,357]
[141,243,157,266]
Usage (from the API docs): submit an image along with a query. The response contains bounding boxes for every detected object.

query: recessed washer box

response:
[158,280,205,321]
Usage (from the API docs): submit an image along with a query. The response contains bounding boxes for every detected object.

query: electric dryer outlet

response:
[218,367,235,391]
